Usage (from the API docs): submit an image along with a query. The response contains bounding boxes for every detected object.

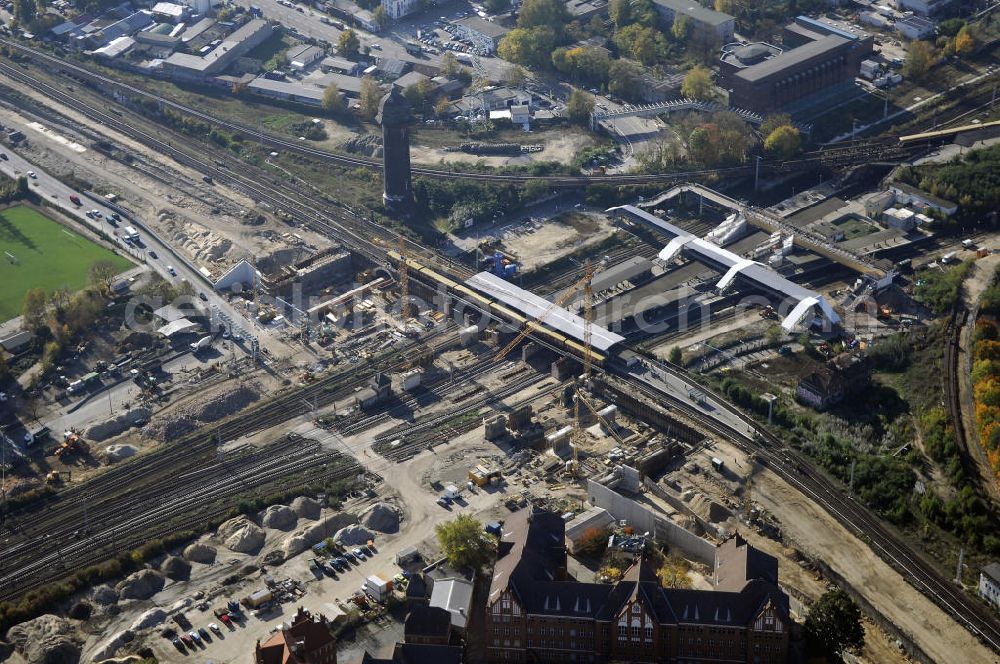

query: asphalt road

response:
[0,141,264,347]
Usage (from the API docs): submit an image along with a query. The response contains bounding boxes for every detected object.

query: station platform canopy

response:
[465,272,626,353]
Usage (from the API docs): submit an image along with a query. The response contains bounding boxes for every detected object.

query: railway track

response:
[0,40,939,190]
[0,437,360,601]
[617,362,1000,656]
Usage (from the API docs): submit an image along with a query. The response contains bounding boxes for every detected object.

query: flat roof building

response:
[163,18,272,79]
[722,24,872,115]
[247,78,325,106]
[652,0,735,43]
[453,16,510,54]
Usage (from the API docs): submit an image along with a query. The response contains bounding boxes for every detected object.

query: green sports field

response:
[0,205,132,320]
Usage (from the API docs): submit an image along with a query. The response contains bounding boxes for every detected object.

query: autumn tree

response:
[954,25,975,56]
[22,287,47,333]
[440,51,460,77]
[498,27,556,68]
[436,514,498,570]
[671,14,691,41]
[338,29,361,58]
[373,5,387,29]
[322,83,345,114]
[358,76,383,120]
[566,89,595,125]
[659,553,692,588]
[608,60,642,101]
[575,527,610,558]
[681,65,713,100]
[804,587,865,658]
[763,124,802,158]
[88,260,118,294]
[517,0,570,35]
[903,40,936,83]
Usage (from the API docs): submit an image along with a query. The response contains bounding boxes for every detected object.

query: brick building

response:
[485,510,789,663]
[255,607,337,664]
[796,352,872,411]
[720,17,873,115]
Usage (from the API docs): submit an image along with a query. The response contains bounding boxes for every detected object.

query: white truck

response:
[190,335,212,352]
[122,226,139,243]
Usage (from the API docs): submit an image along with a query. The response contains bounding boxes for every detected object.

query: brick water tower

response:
[377,87,413,216]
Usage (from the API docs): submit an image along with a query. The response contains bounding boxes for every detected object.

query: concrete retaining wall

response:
[586,480,716,565]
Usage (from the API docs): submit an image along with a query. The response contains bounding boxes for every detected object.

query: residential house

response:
[980,563,1000,610]
[287,44,325,70]
[796,352,872,411]
[404,606,453,645]
[254,607,337,664]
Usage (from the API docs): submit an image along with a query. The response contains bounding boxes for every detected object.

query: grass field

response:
[0,205,132,320]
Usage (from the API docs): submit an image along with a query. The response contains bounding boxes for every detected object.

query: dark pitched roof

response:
[404,606,451,638]
[665,578,788,625]
[984,562,1000,584]
[714,533,778,592]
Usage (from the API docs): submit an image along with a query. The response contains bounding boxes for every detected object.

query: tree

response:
[608,60,642,101]
[0,350,8,381]
[338,29,360,58]
[498,27,556,68]
[358,76,382,120]
[503,65,527,89]
[322,83,345,114]
[13,0,37,25]
[671,14,691,41]
[804,587,865,658]
[574,527,610,557]
[517,0,570,33]
[22,287,47,332]
[373,5,387,29]
[434,95,451,117]
[759,113,792,139]
[440,51,460,77]
[954,25,975,56]
[484,0,509,13]
[609,0,631,27]
[566,89,595,125]
[88,260,117,294]
[659,553,692,588]
[404,80,434,109]
[435,514,498,570]
[903,40,936,83]
[668,346,682,364]
[763,124,801,158]
[681,65,713,100]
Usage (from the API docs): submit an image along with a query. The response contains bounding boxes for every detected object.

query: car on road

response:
[199,292,208,301]
[93,210,102,218]
[0,153,7,160]
[148,250,157,259]
[371,43,381,49]
[167,265,176,275]
[26,170,36,178]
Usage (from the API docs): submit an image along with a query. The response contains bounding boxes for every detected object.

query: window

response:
[631,625,641,640]
[618,626,628,638]
[644,625,653,641]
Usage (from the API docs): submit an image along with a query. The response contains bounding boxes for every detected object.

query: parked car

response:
[219,613,233,627]
[26,170,36,178]
[167,265,176,275]
[189,631,201,644]
[209,622,222,635]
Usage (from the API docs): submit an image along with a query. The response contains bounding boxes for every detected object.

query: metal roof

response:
[610,205,840,331]
[652,0,734,27]
[735,35,850,84]
[465,272,626,352]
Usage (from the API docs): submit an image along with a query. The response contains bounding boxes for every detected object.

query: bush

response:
[867,334,911,372]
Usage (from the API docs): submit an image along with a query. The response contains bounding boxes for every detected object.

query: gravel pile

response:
[7,615,80,664]
[160,556,192,580]
[333,524,375,546]
[302,513,358,546]
[129,608,167,631]
[260,504,297,530]
[341,134,382,156]
[87,408,151,442]
[104,444,138,463]
[361,502,401,533]
[143,385,260,441]
[291,496,321,520]
[183,542,217,564]
[217,516,266,553]
[116,569,165,601]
